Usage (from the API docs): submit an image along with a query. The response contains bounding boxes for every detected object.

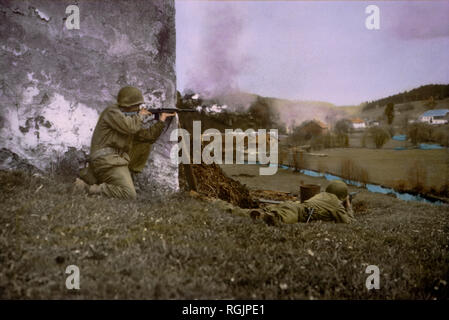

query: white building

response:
[351,118,366,129]
[419,109,449,125]
[366,120,380,127]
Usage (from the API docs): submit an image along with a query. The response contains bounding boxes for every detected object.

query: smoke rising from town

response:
[182,4,250,99]
[178,3,346,126]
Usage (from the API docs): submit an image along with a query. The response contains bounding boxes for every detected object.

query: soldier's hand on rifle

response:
[160,112,176,122]
[139,109,152,117]
[344,195,351,209]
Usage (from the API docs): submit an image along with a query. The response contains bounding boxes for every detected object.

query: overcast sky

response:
[176,1,449,106]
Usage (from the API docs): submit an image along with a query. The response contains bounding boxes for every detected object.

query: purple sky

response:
[176,1,449,106]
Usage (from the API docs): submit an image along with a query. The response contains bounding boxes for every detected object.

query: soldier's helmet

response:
[325,180,348,200]
[117,86,144,107]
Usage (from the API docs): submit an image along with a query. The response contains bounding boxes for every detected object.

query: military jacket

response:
[90,104,165,170]
[303,192,355,223]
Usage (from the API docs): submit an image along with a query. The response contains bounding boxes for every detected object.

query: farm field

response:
[296,148,449,193]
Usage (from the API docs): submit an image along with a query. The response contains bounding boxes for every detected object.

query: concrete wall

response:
[0,0,175,170]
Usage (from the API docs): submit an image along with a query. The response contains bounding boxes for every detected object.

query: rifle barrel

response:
[258,198,283,204]
[146,108,196,113]
[349,191,361,202]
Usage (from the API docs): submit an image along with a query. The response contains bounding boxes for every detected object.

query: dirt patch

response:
[182,163,258,209]
[181,165,297,209]
[232,173,256,178]
[352,199,369,215]
[250,189,297,202]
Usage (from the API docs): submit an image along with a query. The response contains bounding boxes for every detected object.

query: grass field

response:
[298,148,449,194]
[1,168,448,299]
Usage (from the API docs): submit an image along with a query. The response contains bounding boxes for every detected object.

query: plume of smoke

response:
[184,4,250,99]
[272,100,344,130]
[181,3,348,124]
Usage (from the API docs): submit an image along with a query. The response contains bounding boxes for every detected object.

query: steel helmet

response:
[325,180,348,200]
[117,86,144,107]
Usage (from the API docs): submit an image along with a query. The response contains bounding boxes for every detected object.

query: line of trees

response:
[362,127,391,149]
[384,102,395,125]
[287,118,351,150]
[363,84,449,111]
[407,123,449,147]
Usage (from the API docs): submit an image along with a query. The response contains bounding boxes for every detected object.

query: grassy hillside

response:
[363,84,449,111]
[359,98,449,127]
[1,169,448,299]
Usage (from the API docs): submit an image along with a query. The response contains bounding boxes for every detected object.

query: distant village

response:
[349,108,448,129]
[299,108,449,133]
[178,90,449,152]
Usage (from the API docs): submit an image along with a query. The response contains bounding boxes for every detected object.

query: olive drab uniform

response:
[209,191,354,224]
[261,192,355,224]
[89,104,165,199]
[128,140,153,174]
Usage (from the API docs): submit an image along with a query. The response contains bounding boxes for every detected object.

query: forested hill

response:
[363,84,449,111]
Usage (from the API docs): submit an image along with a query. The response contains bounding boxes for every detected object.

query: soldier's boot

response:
[88,184,102,196]
[249,209,264,220]
[130,171,141,193]
[261,212,280,226]
[73,178,89,194]
[250,209,279,226]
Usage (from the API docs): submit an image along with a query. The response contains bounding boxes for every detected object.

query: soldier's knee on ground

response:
[122,185,137,200]
[73,178,89,194]
[93,165,137,200]
[104,184,136,200]
[88,184,102,195]
[93,181,136,200]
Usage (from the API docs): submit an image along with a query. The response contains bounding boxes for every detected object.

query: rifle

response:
[121,105,196,119]
[349,191,361,203]
[143,107,196,121]
[141,106,196,114]
[258,198,283,204]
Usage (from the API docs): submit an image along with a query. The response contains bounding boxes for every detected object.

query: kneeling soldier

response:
[75,86,175,199]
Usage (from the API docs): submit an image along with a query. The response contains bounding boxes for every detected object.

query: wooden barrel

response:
[300,184,321,202]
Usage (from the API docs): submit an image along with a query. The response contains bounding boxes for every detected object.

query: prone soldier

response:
[211,180,355,225]
[251,180,355,225]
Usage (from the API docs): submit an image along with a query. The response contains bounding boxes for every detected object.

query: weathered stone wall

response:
[0,0,176,170]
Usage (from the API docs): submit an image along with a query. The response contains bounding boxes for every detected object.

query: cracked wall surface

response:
[0,0,176,172]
